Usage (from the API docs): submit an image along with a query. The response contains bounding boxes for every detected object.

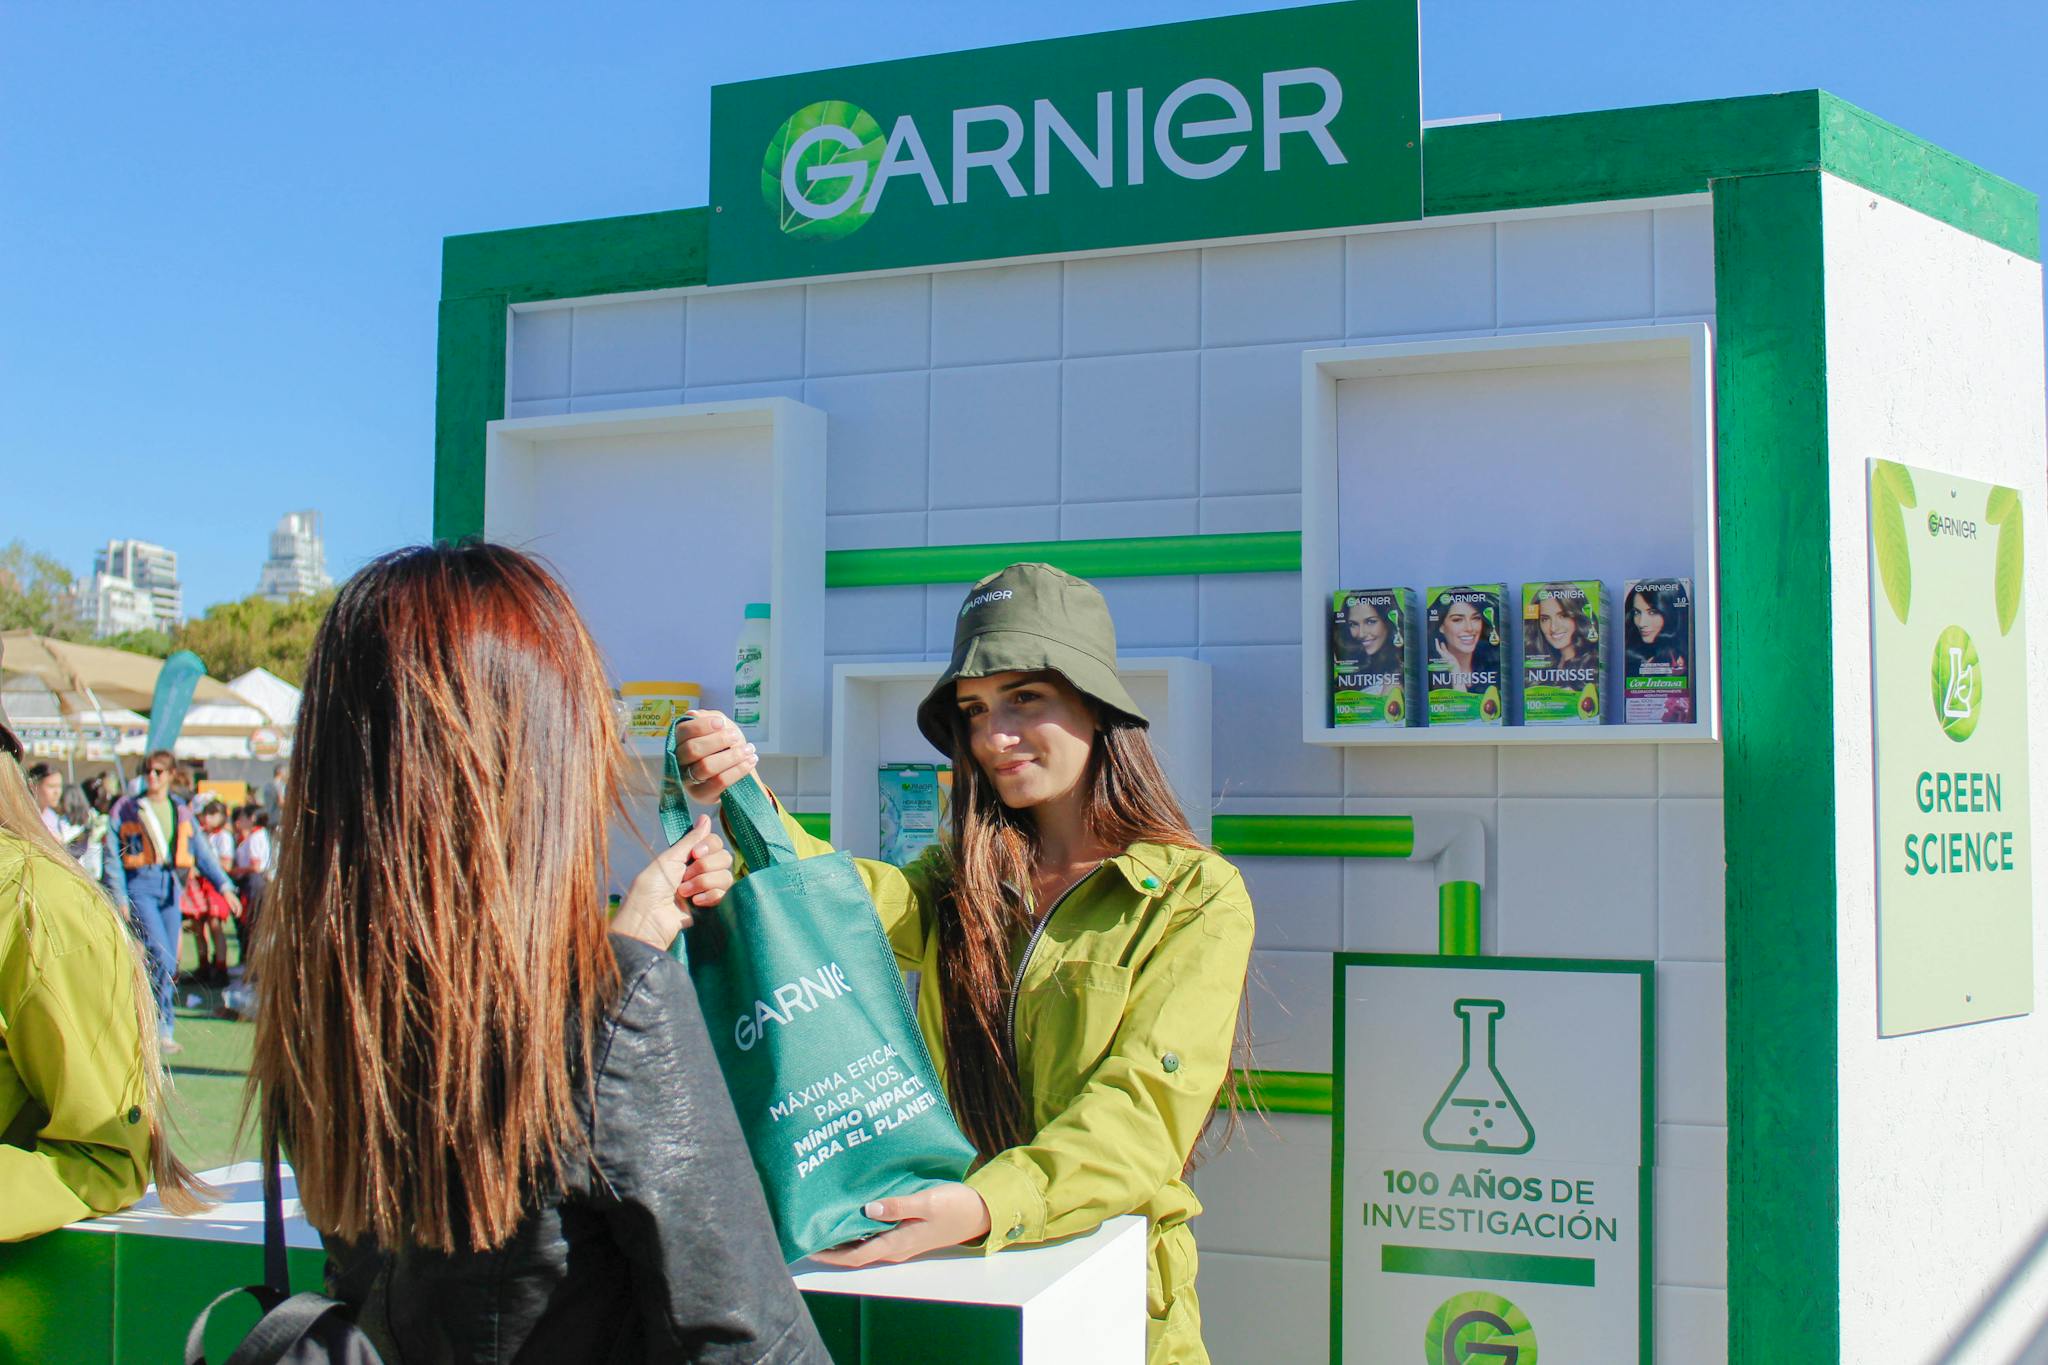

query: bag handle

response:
[660,716,795,872]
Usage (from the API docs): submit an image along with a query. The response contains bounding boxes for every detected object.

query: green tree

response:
[0,541,86,638]
[97,628,174,658]
[172,591,337,686]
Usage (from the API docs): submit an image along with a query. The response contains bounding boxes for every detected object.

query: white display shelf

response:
[1298,323,1720,747]
[830,657,1213,856]
[484,399,826,757]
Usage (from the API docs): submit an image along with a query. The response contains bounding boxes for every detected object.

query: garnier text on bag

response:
[660,737,976,1262]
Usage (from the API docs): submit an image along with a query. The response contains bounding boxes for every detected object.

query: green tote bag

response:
[659,730,977,1263]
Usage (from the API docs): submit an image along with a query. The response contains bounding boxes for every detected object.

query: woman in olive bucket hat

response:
[677,563,1253,1364]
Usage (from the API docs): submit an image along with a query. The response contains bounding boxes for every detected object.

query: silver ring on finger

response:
[684,760,701,783]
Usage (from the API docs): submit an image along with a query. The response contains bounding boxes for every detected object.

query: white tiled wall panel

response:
[570,298,685,395]
[928,362,1060,509]
[1657,1286,1731,1365]
[1196,1252,1330,1364]
[930,262,1062,366]
[804,275,929,377]
[1201,237,1346,348]
[508,306,571,401]
[1061,352,1200,502]
[1498,209,1656,327]
[507,200,1727,1347]
[1189,1114,1331,1260]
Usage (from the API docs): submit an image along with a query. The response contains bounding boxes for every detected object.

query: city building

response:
[79,571,158,638]
[90,538,181,634]
[255,510,331,600]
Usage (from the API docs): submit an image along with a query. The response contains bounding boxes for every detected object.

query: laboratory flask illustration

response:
[1423,998,1535,1154]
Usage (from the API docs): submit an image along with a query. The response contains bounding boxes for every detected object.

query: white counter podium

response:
[795,1213,1148,1364]
[1,1167,1147,1365]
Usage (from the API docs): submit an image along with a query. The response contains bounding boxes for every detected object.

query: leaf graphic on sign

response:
[1987,485,2020,526]
[1876,459,1918,508]
[1871,462,1914,624]
[1995,500,2024,635]
[757,101,885,239]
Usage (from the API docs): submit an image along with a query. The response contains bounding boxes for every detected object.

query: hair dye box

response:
[1622,578,1695,723]
[1330,588,1419,727]
[879,763,951,865]
[1424,585,1507,726]
[1520,581,1607,724]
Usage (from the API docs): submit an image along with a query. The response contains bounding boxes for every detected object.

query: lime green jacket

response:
[0,831,153,1240]
[774,812,1254,1347]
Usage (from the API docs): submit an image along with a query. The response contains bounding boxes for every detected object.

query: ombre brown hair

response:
[246,544,625,1252]
[931,690,1245,1160]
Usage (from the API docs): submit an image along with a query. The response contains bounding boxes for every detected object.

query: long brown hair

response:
[934,696,1215,1158]
[246,544,625,1253]
[0,754,210,1213]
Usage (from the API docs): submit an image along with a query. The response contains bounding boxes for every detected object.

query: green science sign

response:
[706,0,1421,285]
[1868,458,2034,1035]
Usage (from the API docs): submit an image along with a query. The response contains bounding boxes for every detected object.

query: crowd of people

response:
[23,757,278,1049]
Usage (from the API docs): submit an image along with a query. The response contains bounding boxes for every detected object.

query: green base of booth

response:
[0,1230,1027,1365]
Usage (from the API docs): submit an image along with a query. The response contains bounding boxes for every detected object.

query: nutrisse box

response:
[1520,581,1606,724]
[1622,577,1695,723]
[1330,588,1419,727]
[1424,585,1506,726]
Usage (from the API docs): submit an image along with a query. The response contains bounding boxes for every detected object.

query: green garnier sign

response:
[707,0,1421,285]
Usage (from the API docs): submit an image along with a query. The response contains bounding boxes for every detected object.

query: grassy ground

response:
[164,935,257,1173]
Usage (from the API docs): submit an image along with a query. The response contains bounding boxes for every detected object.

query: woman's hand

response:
[807,1184,993,1268]
[611,814,734,950]
[672,710,758,803]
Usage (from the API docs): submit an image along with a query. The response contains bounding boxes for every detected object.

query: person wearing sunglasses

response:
[109,749,239,1053]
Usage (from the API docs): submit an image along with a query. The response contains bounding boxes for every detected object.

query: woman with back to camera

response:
[675,562,1255,1365]
[245,544,828,1364]
[0,643,210,1239]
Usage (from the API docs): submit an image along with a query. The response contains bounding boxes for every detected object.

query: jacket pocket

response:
[1045,958,1134,1073]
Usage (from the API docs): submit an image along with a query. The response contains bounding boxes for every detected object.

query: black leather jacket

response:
[324,936,829,1364]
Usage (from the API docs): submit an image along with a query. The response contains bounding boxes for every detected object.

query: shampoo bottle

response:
[734,602,771,736]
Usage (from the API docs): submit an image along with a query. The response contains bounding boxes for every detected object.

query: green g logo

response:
[1424,1291,1537,1365]
[1930,624,1981,742]
[1928,511,1942,537]
[760,101,886,238]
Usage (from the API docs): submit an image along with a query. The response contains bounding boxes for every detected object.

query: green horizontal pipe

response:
[1211,814,1414,859]
[791,811,1430,863]
[1438,880,1482,956]
[825,531,1301,588]
[1227,1068,1332,1116]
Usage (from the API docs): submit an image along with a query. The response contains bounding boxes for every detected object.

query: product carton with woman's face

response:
[1521,581,1606,724]
[1425,585,1505,725]
[1623,578,1694,723]
[1330,588,1419,727]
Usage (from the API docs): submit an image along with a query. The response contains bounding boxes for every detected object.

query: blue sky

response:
[5,1,2042,615]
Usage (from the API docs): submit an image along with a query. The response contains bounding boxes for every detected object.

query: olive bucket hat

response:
[916,563,1147,753]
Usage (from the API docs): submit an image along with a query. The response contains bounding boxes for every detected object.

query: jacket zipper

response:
[1006,869,1098,1054]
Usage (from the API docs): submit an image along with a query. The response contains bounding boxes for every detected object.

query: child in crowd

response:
[181,797,238,984]
[231,804,271,965]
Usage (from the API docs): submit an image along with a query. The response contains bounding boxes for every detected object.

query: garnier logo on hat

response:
[960,588,1014,617]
